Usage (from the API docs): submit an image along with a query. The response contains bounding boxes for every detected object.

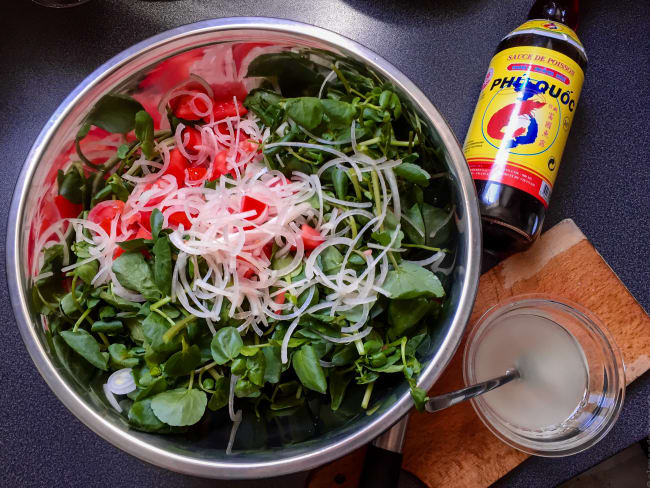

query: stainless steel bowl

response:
[7,18,481,479]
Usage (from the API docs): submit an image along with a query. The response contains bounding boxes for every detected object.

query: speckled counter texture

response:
[1,1,648,487]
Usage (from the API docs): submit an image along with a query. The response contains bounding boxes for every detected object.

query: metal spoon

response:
[425,369,520,413]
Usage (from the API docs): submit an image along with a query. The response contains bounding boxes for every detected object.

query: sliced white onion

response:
[106,368,136,395]
[103,383,123,413]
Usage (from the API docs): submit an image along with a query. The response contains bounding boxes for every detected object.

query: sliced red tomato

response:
[54,195,82,219]
[209,150,230,180]
[182,127,202,154]
[170,90,211,121]
[274,291,286,306]
[168,211,195,229]
[240,139,260,154]
[301,224,325,251]
[165,148,190,187]
[262,242,273,259]
[186,166,208,185]
[88,200,126,235]
[204,99,247,122]
[241,196,267,220]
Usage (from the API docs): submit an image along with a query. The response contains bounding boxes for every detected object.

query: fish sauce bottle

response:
[464,0,587,253]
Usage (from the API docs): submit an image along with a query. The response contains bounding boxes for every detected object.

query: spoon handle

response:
[424,369,519,413]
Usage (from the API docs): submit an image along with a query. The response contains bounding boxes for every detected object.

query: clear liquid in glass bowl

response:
[463,295,625,457]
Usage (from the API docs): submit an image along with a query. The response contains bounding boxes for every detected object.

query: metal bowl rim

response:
[6,17,481,479]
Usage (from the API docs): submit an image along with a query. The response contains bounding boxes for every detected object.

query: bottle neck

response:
[527,0,580,31]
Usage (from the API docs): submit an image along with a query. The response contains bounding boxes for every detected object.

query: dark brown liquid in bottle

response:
[477,0,587,255]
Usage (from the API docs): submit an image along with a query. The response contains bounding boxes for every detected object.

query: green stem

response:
[286,147,318,164]
[150,296,171,311]
[388,252,400,270]
[358,136,380,148]
[347,170,363,200]
[163,315,197,344]
[73,306,94,332]
[354,339,365,355]
[70,275,83,312]
[371,170,382,228]
[401,243,447,252]
[188,370,195,390]
[390,137,419,147]
[331,65,351,94]
[361,381,375,409]
[348,216,358,239]
[98,332,110,349]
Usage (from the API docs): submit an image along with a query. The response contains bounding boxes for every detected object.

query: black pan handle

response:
[358,443,403,488]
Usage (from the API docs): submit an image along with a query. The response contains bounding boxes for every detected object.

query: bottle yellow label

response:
[464,45,584,206]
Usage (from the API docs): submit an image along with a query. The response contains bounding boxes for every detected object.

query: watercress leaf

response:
[246,351,266,387]
[134,376,168,401]
[235,378,261,398]
[321,99,356,129]
[52,335,96,385]
[91,319,123,334]
[153,236,172,296]
[164,344,201,376]
[150,387,207,426]
[230,357,247,375]
[85,94,144,134]
[150,208,164,240]
[402,203,426,245]
[108,343,139,368]
[107,174,130,202]
[292,345,327,394]
[116,144,129,159]
[387,298,433,339]
[99,305,116,320]
[394,162,431,187]
[329,370,352,411]
[371,228,404,249]
[409,383,428,412]
[210,327,243,365]
[135,110,155,159]
[405,333,428,358]
[207,376,229,411]
[331,343,358,366]
[141,312,181,353]
[112,252,161,301]
[382,261,445,300]
[332,167,350,201]
[243,88,284,129]
[285,97,324,130]
[60,292,81,318]
[60,329,108,371]
[116,238,148,252]
[128,398,169,432]
[262,346,282,384]
[99,290,140,311]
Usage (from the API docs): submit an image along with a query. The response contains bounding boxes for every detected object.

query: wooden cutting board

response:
[308,219,650,488]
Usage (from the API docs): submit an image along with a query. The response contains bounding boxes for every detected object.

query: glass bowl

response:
[463,295,625,457]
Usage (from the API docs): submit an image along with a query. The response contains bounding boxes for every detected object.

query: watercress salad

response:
[32,52,455,443]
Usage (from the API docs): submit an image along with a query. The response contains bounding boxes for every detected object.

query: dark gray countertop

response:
[1,1,648,487]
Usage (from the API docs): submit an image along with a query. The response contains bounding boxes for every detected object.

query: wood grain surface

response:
[308,219,650,488]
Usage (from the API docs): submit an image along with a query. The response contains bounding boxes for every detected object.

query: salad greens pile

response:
[33,51,455,441]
